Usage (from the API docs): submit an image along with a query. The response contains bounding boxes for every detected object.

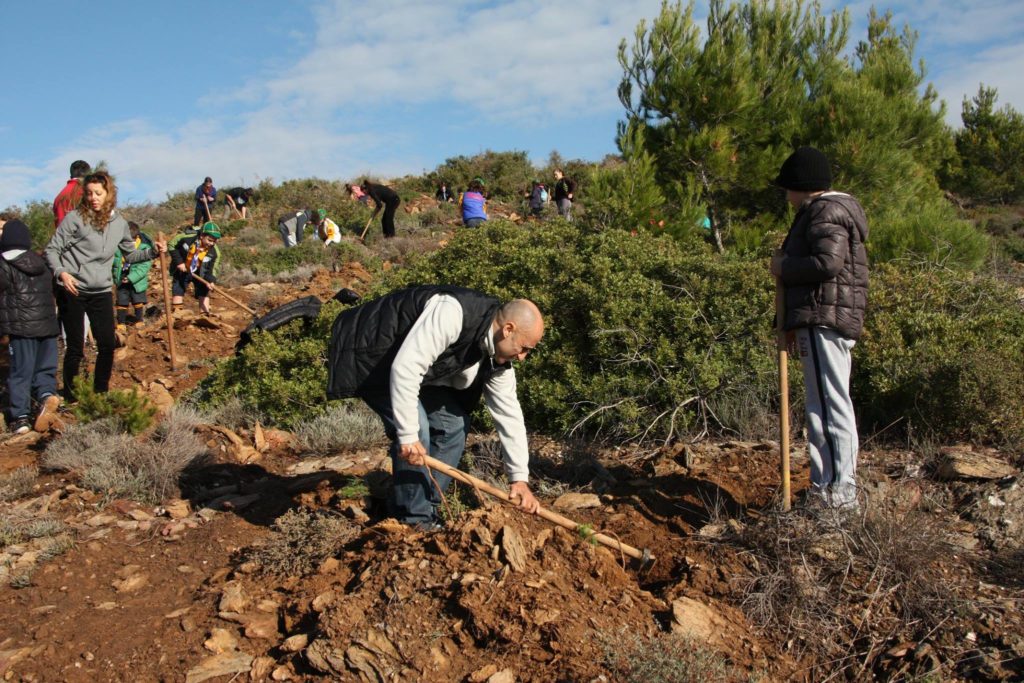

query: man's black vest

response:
[327,285,501,400]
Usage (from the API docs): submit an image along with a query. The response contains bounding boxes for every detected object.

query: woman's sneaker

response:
[34,395,63,432]
[10,417,31,435]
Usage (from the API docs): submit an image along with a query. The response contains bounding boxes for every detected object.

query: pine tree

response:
[947,85,1024,204]
[617,1,983,266]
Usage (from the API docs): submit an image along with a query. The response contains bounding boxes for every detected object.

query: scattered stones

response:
[203,628,239,654]
[487,670,516,683]
[218,582,250,613]
[162,499,191,519]
[469,664,499,683]
[288,456,354,475]
[85,514,115,527]
[280,633,309,652]
[936,447,1017,481]
[250,656,275,680]
[500,525,528,572]
[184,652,253,683]
[552,492,602,511]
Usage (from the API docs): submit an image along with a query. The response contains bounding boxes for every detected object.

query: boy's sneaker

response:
[10,417,31,435]
[34,395,63,433]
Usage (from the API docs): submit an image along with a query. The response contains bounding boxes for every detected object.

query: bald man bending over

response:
[327,286,544,529]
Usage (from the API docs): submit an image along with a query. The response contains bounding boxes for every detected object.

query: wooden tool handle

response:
[422,455,650,563]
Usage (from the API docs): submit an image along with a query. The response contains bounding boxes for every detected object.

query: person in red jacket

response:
[52,160,91,229]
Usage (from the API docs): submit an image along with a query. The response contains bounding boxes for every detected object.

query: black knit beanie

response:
[774,146,832,191]
[0,220,32,251]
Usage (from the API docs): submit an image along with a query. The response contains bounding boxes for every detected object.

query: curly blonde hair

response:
[78,171,118,229]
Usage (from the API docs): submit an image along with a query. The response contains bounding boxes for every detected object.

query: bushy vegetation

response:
[855,263,1024,446]
[617,1,987,268]
[194,301,343,429]
[247,508,359,576]
[600,629,741,682]
[944,85,1024,205]
[43,409,207,504]
[71,375,157,435]
[294,401,386,454]
[197,215,1024,449]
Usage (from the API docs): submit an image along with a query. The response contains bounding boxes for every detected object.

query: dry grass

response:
[0,511,74,588]
[599,628,741,683]
[294,401,385,454]
[0,466,38,502]
[247,508,360,576]
[734,490,969,680]
[42,410,208,504]
[197,396,263,431]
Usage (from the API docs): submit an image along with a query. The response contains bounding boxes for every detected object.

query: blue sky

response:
[2,1,1023,208]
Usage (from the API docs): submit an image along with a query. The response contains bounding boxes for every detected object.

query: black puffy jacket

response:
[779,193,869,340]
[0,250,60,338]
[327,285,500,400]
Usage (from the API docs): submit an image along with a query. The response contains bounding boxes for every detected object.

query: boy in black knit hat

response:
[0,221,62,434]
[770,147,869,511]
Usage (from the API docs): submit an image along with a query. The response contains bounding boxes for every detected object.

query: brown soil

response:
[1,272,1022,682]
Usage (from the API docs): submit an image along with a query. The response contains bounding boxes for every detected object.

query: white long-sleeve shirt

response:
[390,294,530,482]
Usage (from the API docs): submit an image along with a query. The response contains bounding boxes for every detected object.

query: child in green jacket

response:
[112,221,153,328]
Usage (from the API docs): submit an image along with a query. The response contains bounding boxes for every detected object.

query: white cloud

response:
[1,0,664,207]
[932,41,1024,126]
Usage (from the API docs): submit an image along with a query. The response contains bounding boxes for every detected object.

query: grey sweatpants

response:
[796,326,859,507]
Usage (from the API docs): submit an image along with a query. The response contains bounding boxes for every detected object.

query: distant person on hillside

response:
[277,209,321,248]
[193,177,217,227]
[53,160,91,229]
[552,168,576,221]
[346,183,370,206]
[526,180,548,218]
[361,179,401,239]
[224,187,254,219]
[315,211,342,246]
[112,221,154,329]
[0,220,61,435]
[770,146,869,511]
[435,182,455,204]
[170,222,222,315]
[45,171,166,402]
[459,178,488,227]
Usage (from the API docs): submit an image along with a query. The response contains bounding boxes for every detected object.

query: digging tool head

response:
[638,548,655,573]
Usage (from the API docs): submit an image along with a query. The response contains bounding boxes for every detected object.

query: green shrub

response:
[194,300,343,429]
[220,235,374,277]
[72,376,157,435]
[854,263,1024,446]
[247,508,359,576]
[600,628,739,683]
[193,219,1024,449]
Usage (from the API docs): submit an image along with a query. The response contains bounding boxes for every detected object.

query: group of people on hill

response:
[433,168,578,228]
[0,162,232,435]
[2,146,866,527]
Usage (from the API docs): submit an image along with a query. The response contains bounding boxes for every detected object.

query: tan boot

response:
[34,394,64,433]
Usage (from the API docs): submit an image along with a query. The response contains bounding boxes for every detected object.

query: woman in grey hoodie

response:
[45,171,166,401]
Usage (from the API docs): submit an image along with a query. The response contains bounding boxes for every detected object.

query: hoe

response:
[423,455,655,571]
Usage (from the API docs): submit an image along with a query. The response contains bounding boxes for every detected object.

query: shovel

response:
[775,277,791,511]
[157,232,178,369]
[358,214,375,243]
[422,454,654,569]
[190,274,256,315]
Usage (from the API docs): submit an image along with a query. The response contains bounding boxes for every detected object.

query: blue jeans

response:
[362,387,471,526]
[6,336,58,420]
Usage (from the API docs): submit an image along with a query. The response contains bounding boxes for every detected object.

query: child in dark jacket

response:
[0,221,61,434]
[170,222,222,315]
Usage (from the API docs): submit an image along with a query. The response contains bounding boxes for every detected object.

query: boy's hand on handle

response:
[154,239,167,254]
[59,272,79,296]
[177,263,187,272]
[509,481,540,514]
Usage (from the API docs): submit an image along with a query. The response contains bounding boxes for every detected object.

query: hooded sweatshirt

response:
[45,210,157,295]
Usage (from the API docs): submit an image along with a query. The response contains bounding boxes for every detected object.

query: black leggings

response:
[57,288,116,400]
[382,198,400,238]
